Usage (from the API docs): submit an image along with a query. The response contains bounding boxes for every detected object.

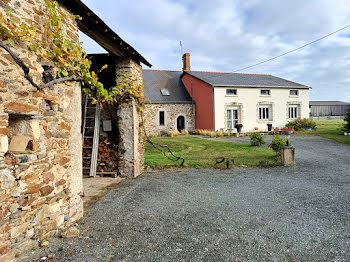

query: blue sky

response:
[81,0,350,102]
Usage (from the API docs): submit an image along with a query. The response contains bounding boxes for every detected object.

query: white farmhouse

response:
[144,53,310,134]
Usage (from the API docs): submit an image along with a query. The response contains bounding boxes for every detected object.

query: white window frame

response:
[288,105,299,119]
[226,89,237,96]
[290,90,299,96]
[260,89,271,96]
[227,108,239,129]
[259,105,272,121]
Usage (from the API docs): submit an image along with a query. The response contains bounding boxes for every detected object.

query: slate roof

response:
[143,70,193,103]
[310,101,350,106]
[185,71,309,89]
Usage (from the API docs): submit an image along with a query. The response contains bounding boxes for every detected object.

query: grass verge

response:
[145,136,280,169]
[296,119,350,145]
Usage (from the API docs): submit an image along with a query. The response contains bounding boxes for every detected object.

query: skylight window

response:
[161,89,170,96]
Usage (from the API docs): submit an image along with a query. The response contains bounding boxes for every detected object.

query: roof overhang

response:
[213,85,311,89]
[57,0,152,68]
[145,101,195,104]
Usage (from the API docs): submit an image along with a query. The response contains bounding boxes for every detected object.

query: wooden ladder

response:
[82,95,101,177]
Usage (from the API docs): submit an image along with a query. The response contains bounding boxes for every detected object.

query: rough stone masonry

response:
[0,1,83,261]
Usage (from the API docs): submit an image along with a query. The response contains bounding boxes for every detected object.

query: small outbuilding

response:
[309,101,350,119]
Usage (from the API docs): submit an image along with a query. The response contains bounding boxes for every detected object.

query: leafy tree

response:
[344,108,350,133]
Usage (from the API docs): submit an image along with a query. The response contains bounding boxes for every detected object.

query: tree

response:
[344,108,350,133]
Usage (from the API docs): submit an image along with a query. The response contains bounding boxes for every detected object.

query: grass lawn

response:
[297,119,350,145]
[145,136,280,169]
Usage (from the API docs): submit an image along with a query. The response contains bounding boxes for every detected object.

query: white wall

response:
[213,87,309,132]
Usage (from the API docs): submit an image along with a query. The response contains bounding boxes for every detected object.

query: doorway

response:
[177,116,185,131]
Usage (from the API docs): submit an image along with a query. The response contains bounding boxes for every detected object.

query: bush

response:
[269,135,287,156]
[170,130,180,137]
[223,131,231,136]
[250,133,265,146]
[216,131,224,137]
[180,129,189,136]
[344,108,350,132]
[286,118,316,131]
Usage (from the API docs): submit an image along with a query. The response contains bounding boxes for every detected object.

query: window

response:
[159,111,165,126]
[226,89,237,95]
[290,90,299,96]
[261,90,270,95]
[288,106,298,119]
[259,106,271,121]
[161,89,170,96]
[227,109,239,129]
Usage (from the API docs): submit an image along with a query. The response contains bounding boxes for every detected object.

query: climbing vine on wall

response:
[0,0,143,108]
[0,0,185,166]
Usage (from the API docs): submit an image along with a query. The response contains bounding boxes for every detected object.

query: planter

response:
[236,127,242,133]
[267,124,272,132]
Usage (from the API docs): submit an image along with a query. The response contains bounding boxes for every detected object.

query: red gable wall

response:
[181,73,214,130]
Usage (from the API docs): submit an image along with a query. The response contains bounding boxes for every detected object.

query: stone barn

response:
[143,70,195,135]
[0,0,150,260]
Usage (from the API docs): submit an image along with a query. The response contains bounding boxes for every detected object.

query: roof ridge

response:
[187,70,272,76]
[143,69,182,72]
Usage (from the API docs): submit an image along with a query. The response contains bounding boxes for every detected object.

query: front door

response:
[177,116,185,131]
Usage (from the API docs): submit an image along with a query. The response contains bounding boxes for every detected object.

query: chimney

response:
[182,53,190,71]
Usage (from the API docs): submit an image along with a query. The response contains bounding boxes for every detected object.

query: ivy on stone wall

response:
[0,0,143,109]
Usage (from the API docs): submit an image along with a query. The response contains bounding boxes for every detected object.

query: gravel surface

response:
[27,135,350,261]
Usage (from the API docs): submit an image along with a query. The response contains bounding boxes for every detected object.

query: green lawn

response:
[297,119,350,144]
[145,136,280,169]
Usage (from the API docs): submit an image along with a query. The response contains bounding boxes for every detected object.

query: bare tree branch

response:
[0,41,81,89]
[40,76,81,88]
[140,114,185,166]
[0,41,40,89]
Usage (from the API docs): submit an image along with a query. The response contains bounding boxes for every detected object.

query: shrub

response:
[269,135,287,156]
[170,130,180,137]
[344,108,350,132]
[208,131,216,138]
[250,133,265,146]
[216,131,224,137]
[286,118,316,131]
[148,133,157,138]
[180,129,189,136]
[223,131,231,136]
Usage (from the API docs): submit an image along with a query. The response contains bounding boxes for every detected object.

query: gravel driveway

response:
[28,135,350,262]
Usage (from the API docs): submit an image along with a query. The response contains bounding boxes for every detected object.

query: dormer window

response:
[161,89,170,96]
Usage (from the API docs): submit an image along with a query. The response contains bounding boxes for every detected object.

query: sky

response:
[80,0,350,102]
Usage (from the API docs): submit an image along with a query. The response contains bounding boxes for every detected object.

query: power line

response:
[232,24,350,73]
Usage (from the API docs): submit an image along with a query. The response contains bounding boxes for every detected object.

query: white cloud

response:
[81,0,350,101]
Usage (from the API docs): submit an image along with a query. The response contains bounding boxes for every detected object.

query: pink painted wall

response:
[181,73,214,130]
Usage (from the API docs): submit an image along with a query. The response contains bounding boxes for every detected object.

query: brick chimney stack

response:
[182,53,190,71]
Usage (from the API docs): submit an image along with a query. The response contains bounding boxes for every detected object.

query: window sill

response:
[225,95,238,97]
[259,95,271,97]
[289,96,299,98]
[258,120,273,123]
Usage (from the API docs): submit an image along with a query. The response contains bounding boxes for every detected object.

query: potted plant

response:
[235,123,243,133]
[267,124,272,132]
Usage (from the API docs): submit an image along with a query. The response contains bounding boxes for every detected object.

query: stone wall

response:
[0,1,83,260]
[144,103,195,135]
[116,58,144,178]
